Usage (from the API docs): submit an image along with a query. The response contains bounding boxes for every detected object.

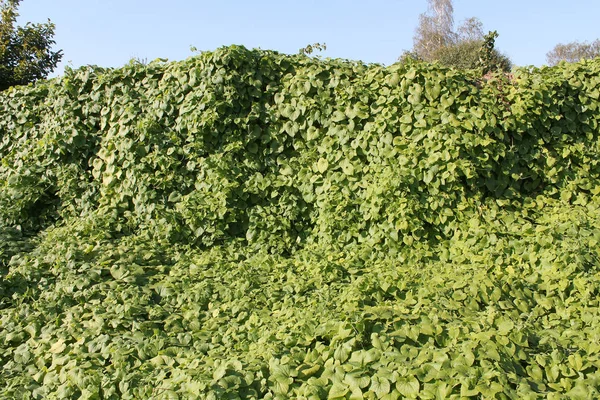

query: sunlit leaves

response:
[0,46,600,399]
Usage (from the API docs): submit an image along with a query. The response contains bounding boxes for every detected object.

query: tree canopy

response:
[405,0,511,73]
[546,39,600,66]
[0,0,62,90]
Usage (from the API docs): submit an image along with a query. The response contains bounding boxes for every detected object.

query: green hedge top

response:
[1,46,599,250]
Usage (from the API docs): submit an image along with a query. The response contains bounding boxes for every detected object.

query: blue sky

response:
[16,0,600,75]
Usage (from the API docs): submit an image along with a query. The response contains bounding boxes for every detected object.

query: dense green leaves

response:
[0,0,63,90]
[1,46,600,398]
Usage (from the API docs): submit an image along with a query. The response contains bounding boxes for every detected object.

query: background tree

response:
[456,17,484,41]
[406,0,511,72]
[546,39,600,66]
[412,0,455,61]
[0,0,62,90]
[476,31,511,74]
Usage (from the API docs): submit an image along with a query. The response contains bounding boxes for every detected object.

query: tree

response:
[412,0,455,61]
[456,17,484,41]
[406,0,511,72]
[546,39,600,66]
[477,30,511,74]
[0,0,62,90]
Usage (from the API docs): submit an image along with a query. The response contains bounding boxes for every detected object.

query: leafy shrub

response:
[431,37,511,72]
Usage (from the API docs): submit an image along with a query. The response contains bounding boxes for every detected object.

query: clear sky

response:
[16,0,600,75]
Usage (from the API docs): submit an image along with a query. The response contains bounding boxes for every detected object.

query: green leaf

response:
[370,376,390,398]
[340,159,355,176]
[496,317,514,336]
[408,93,421,105]
[396,376,419,398]
[49,340,66,354]
[332,110,346,122]
[387,73,400,86]
[317,158,329,173]
[328,382,349,399]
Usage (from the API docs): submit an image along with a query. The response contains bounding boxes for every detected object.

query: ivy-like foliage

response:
[1,46,600,399]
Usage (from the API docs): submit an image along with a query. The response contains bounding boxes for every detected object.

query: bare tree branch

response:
[546,39,600,66]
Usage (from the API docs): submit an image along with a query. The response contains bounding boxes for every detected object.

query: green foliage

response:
[429,38,482,69]
[298,42,327,55]
[477,30,511,73]
[396,50,423,65]
[1,45,600,398]
[0,0,62,91]
[427,34,511,73]
[410,0,511,73]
